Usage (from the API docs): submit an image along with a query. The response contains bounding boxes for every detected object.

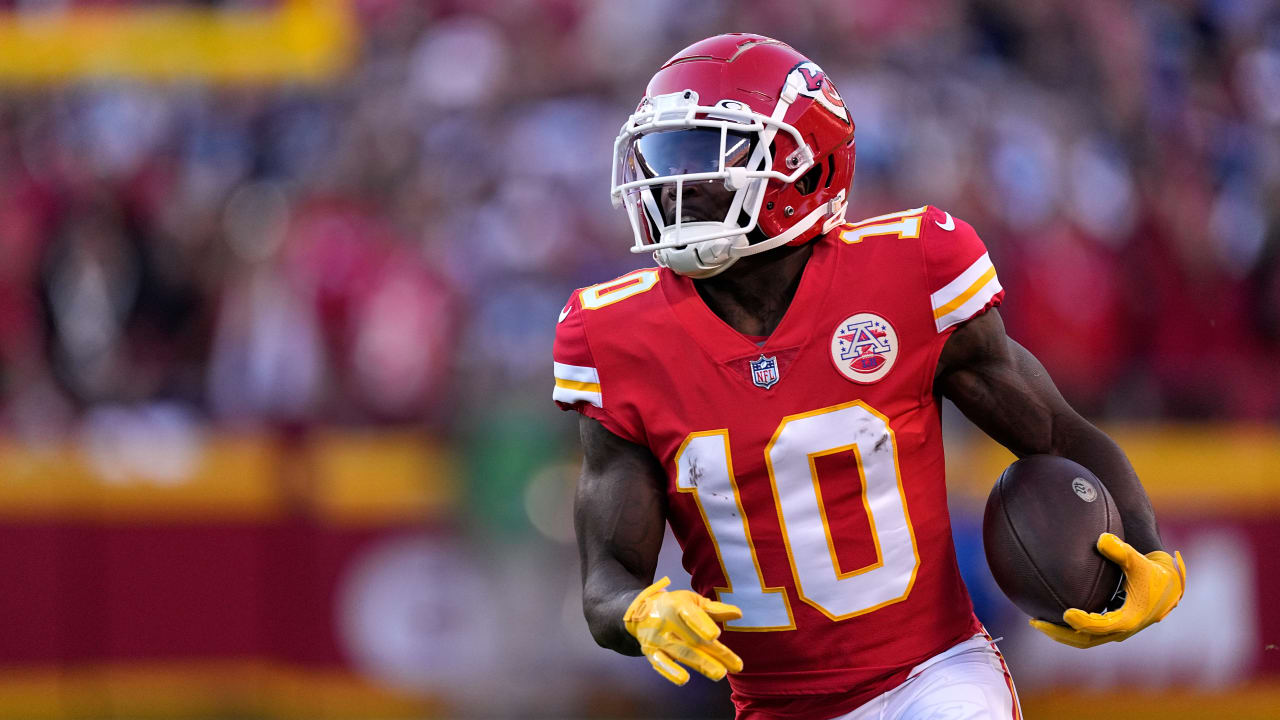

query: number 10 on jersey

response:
[674,401,920,630]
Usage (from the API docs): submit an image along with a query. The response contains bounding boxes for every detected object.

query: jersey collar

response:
[661,231,837,365]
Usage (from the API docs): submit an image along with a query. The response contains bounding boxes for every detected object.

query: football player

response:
[554,34,1185,719]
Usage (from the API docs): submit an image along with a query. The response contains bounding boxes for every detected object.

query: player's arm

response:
[935,308,1185,647]
[935,308,1161,552]
[575,414,667,655]
[574,416,744,682]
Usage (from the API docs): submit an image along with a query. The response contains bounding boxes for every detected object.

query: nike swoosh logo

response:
[935,212,955,231]
[558,305,571,323]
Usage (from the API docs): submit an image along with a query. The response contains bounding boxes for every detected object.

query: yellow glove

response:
[623,576,744,685]
[1030,532,1186,648]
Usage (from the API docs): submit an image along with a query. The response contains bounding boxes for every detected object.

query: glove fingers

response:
[662,635,734,681]
[660,628,742,675]
[702,600,743,623]
[1062,606,1143,635]
[1029,618,1131,648]
[1096,533,1144,571]
[1154,551,1187,622]
[1149,580,1180,623]
[1037,544,1188,648]
[697,637,744,674]
[677,605,721,643]
[1029,618,1096,649]
[645,649,690,686]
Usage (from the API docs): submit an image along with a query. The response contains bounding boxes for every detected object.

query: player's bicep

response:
[938,311,1165,553]
[934,309,1081,457]
[574,415,667,585]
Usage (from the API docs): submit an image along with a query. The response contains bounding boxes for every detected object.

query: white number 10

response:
[674,401,919,630]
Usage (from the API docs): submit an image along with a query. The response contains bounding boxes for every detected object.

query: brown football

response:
[982,455,1125,624]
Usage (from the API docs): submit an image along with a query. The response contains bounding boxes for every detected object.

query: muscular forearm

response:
[574,416,668,656]
[937,313,1166,555]
[1050,415,1163,554]
[574,484,662,655]
[581,562,647,655]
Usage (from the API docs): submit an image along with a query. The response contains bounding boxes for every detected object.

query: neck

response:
[693,240,815,337]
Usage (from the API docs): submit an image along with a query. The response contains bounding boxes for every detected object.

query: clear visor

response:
[617,127,758,187]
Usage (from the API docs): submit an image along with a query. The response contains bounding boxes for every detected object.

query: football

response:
[982,455,1125,624]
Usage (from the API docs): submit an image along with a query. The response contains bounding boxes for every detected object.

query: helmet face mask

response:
[617,125,757,249]
[632,128,757,183]
[611,89,810,276]
[610,34,856,278]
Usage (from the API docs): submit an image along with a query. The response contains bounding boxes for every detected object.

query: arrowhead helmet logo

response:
[788,62,848,122]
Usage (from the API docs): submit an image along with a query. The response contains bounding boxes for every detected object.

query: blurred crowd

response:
[0,0,1278,453]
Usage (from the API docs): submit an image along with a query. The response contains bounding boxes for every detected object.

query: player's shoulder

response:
[552,266,666,439]
[915,205,985,247]
[576,266,666,314]
[553,266,667,362]
[558,266,666,329]
[908,206,1001,332]
[830,205,1001,332]
[832,205,980,247]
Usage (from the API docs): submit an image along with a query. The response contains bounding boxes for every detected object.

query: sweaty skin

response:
[575,196,1165,656]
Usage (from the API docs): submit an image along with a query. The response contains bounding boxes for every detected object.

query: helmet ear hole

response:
[795,163,823,196]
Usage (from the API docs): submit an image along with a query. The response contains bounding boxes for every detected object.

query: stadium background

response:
[0,0,1276,718]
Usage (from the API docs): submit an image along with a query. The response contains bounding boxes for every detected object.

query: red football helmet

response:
[611,34,856,277]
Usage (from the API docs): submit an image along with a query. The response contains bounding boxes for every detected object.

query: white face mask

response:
[611,88,818,277]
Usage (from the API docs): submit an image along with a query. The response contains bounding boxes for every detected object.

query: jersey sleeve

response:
[551,289,646,445]
[920,206,1004,334]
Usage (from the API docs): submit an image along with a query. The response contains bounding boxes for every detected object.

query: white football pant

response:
[831,633,1021,720]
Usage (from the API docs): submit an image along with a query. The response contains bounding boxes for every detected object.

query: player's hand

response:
[623,576,744,685]
[1030,532,1186,648]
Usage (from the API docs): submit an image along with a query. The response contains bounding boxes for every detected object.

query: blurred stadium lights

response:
[0,0,354,83]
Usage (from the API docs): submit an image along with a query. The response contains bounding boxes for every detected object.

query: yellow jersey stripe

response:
[555,377,602,393]
[931,252,994,307]
[932,266,997,320]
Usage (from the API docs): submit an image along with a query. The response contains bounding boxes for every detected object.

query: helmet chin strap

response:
[655,190,846,278]
[732,190,844,258]
[654,222,749,278]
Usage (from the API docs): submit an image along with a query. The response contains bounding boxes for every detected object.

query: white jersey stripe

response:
[934,274,1002,332]
[930,253,996,311]
[553,361,600,384]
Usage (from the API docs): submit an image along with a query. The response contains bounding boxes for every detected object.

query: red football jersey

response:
[554,206,1004,718]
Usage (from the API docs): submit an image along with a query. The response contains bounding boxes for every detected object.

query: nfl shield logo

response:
[749,355,780,389]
